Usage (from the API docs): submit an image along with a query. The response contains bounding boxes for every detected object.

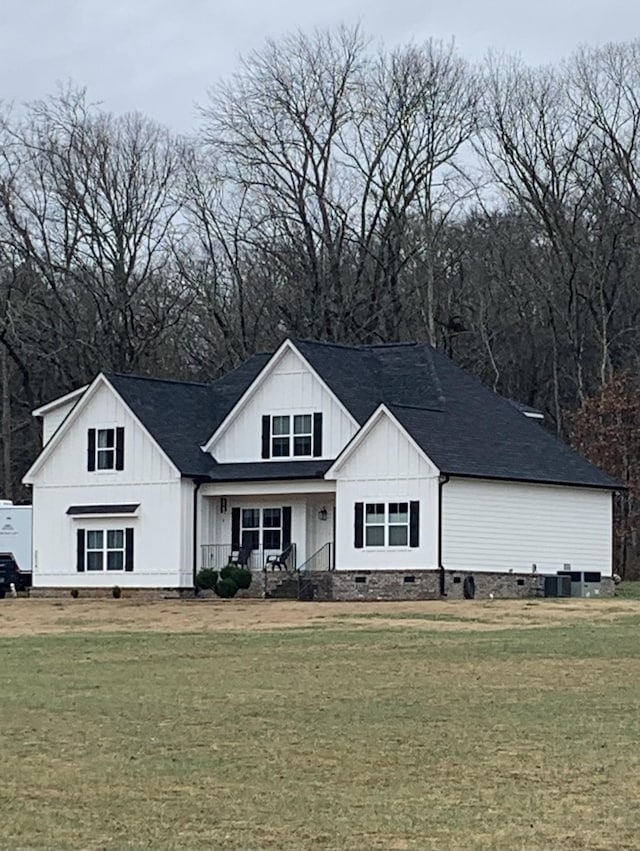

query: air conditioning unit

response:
[544,575,571,598]
[556,570,602,598]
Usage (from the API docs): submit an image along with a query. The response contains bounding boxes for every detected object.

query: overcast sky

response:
[2,0,639,131]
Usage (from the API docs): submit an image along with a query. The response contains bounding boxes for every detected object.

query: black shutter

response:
[87,429,96,471]
[313,412,323,457]
[115,427,125,470]
[354,502,364,549]
[76,529,85,572]
[261,415,271,459]
[231,508,241,550]
[125,528,134,571]
[409,501,420,548]
[282,506,292,548]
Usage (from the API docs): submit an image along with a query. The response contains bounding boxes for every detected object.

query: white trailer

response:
[0,501,33,573]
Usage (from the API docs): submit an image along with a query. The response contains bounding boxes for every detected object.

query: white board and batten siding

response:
[30,380,193,588]
[441,478,613,576]
[333,412,440,571]
[211,347,357,463]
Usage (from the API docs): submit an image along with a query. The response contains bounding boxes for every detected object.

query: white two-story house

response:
[23,339,618,599]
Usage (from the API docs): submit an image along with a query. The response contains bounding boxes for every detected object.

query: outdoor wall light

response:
[318,507,328,521]
[220,497,228,513]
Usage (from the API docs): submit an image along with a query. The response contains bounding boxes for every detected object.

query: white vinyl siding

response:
[441,478,613,575]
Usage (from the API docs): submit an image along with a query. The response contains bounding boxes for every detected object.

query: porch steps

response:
[265,572,299,599]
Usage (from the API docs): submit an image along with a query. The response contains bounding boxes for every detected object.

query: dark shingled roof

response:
[104,340,617,490]
[105,354,270,477]
[293,340,617,489]
[208,460,332,482]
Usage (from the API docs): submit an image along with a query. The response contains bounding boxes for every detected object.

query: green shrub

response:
[220,563,238,580]
[112,585,121,599]
[220,564,251,590]
[234,568,252,590]
[196,568,218,590]
[215,577,239,598]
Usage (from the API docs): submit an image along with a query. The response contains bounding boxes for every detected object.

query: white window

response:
[97,428,115,470]
[241,508,282,550]
[86,529,126,571]
[365,502,409,547]
[271,414,313,458]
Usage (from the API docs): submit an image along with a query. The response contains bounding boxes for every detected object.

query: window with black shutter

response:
[75,527,133,571]
[261,413,322,458]
[354,501,419,548]
[88,427,124,471]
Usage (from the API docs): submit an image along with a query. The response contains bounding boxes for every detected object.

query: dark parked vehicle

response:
[0,553,32,598]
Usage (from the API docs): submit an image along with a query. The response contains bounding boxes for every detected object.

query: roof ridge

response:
[105,371,212,388]
[388,402,445,413]
[294,337,423,352]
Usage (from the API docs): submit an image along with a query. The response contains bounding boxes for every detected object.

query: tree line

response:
[2,28,640,573]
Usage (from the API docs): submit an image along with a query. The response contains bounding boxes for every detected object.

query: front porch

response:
[198,481,336,575]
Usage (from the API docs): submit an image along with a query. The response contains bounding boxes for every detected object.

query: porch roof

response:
[207,460,332,482]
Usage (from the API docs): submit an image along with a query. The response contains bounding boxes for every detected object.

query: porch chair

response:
[265,543,294,572]
[228,545,253,568]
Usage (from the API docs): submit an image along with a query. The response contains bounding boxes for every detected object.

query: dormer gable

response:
[326,404,440,481]
[203,340,359,464]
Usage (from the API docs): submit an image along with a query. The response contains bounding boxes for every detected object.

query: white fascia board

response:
[324,403,440,479]
[23,374,180,484]
[201,339,360,454]
[32,385,89,417]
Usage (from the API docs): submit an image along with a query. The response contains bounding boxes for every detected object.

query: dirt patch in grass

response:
[1,595,639,638]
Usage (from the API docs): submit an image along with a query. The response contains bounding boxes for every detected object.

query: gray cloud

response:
[1,0,639,131]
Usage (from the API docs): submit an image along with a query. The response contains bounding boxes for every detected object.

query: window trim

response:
[76,526,134,573]
[85,528,126,572]
[364,501,410,549]
[96,428,116,471]
[240,507,283,551]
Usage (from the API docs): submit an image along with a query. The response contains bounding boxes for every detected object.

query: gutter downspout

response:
[438,474,450,597]
[192,478,206,591]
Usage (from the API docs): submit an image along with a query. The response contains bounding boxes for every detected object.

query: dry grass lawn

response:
[1,597,640,850]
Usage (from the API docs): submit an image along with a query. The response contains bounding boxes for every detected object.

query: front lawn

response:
[1,599,639,850]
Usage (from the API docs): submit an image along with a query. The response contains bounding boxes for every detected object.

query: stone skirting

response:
[29,586,183,600]
[29,570,616,601]
[297,569,615,601]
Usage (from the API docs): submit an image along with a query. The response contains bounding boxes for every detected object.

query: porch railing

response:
[297,542,334,573]
[200,543,297,572]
